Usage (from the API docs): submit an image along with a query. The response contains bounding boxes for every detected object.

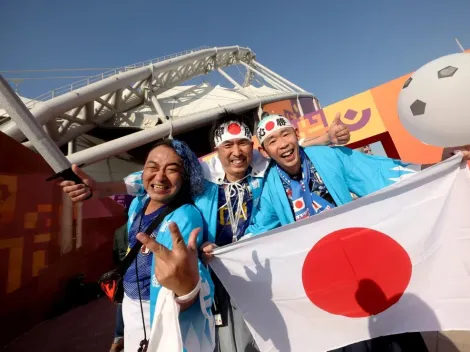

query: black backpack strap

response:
[116,205,175,276]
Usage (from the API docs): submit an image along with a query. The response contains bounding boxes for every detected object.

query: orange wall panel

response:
[322,90,387,144]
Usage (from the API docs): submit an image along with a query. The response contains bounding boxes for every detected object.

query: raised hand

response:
[328,113,350,145]
[136,222,200,297]
[59,164,95,202]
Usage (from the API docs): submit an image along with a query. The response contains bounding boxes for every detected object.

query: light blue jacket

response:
[245,146,420,235]
[127,195,214,351]
[194,150,268,244]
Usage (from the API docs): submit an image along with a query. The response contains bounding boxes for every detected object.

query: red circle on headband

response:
[227,123,242,135]
[266,121,275,131]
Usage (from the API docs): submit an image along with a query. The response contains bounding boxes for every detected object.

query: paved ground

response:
[2,297,469,351]
[2,298,115,352]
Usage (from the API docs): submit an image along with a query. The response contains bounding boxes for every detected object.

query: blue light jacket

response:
[127,196,215,351]
[193,150,268,244]
[245,146,419,235]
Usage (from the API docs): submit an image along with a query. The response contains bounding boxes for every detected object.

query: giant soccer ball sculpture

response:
[397,53,470,147]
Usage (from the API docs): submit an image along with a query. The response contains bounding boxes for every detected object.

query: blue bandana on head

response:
[276,148,335,220]
[170,139,205,196]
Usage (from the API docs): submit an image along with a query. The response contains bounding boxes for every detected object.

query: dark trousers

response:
[114,303,124,339]
[330,332,428,352]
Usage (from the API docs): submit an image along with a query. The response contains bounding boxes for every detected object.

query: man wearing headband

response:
[191,112,351,352]
[245,113,423,234]
[244,114,470,351]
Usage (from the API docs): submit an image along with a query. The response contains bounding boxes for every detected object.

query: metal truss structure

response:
[0,45,315,166]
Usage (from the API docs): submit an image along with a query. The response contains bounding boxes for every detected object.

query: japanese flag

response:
[293,198,305,212]
[210,155,470,352]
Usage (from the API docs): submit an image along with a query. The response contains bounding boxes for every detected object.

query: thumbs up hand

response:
[328,113,350,145]
[59,164,95,202]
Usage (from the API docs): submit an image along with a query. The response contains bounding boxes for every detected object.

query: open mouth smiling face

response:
[143,145,184,205]
[260,127,301,175]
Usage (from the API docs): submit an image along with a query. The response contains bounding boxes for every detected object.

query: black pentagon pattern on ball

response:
[410,99,426,116]
[438,66,458,79]
[403,77,412,88]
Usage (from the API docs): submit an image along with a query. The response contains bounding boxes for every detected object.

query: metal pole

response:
[254,61,308,92]
[247,64,293,92]
[313,96,321,110]
[0,75,70,173]
[455,38,465,52]
[61,139,76,254]
[217,68,243,90]
[239,62,289,92]
[149,93,166,120]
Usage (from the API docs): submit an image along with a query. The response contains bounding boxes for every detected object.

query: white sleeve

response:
[123,171,146,196]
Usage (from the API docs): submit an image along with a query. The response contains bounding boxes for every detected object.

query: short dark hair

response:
[209,111,254,148]
[261,111,270,118]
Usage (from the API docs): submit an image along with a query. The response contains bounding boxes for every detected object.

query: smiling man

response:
[246,113,427,232]
[245,113,470,351]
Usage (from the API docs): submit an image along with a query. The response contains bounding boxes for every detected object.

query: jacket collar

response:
[200,150,270,185]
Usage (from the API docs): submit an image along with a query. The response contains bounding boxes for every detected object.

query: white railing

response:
[2,46,211,115]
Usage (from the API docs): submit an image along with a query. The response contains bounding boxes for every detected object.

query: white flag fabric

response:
[210,155,470,352]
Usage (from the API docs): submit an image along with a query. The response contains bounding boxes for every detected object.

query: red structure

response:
[0,132,126,344]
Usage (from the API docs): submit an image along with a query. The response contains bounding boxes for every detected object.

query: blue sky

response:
[1,0,469,106]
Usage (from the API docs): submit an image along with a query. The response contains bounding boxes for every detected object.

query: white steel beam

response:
[67,91,313,166]
[256,68,294,92]
[148,93,166,120]
[45,119,60,141]
[253,61,307,93]
[239,62,289,92]
[217,68,243,90]
[3,46,253,142]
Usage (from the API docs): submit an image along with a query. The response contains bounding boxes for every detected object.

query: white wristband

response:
[175,278,201,304]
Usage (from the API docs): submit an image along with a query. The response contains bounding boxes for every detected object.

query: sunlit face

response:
[216,138,253,180]
[143,145,184,205]
[260,127,301,175]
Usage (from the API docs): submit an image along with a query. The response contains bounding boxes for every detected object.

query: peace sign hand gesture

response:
[136,222,200,298]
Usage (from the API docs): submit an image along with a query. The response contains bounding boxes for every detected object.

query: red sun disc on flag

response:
[227,123,241,135]
[265,121,275,131]
[302,227,412,318]
[294,200,304,209]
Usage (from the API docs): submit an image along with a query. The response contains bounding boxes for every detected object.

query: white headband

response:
[213,121,252,147]
[256,115,294,144]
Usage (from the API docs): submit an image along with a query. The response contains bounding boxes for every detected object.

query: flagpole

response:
[455,38,465,52]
